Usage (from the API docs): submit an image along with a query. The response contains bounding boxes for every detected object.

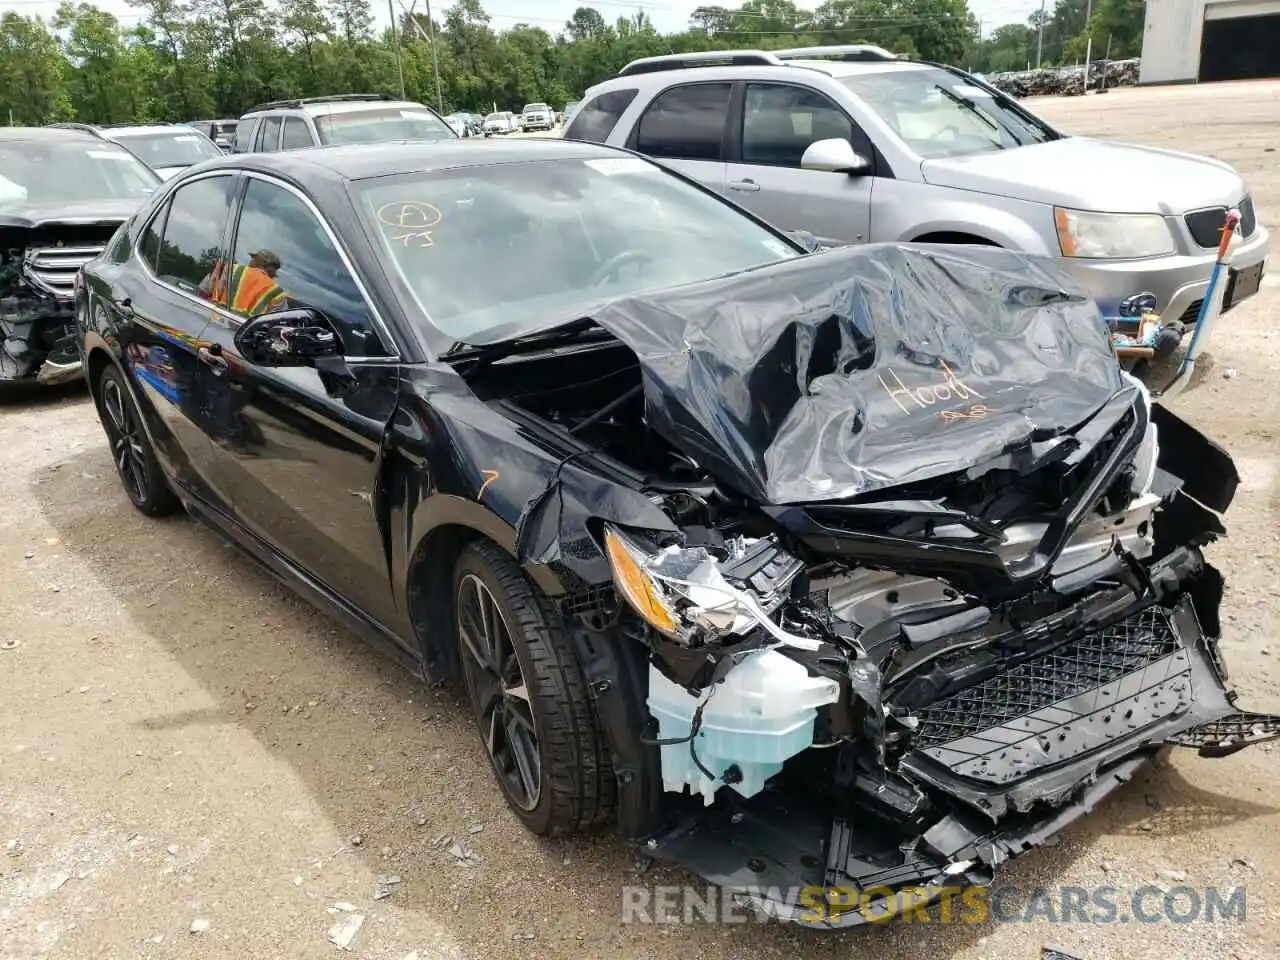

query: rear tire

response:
[96,363,181,517]
[453,541,614,836]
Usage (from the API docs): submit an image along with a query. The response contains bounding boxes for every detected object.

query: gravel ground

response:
[2,81,1279,960]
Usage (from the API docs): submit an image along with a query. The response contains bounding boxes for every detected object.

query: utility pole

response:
[400,0,444,113]
[388,0,406,100]
[424,0,444,114]
[1035,0,1046,69]
[1082,0,1094,94]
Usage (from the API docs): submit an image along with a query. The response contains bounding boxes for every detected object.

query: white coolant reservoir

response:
[646,648,842,806]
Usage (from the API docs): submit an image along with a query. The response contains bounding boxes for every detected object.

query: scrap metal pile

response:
[985,59,1141,98]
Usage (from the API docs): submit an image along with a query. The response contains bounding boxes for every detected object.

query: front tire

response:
[96,364,180,517]
[453,541,614,836]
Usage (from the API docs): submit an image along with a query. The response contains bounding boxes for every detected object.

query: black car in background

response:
[1,127,160,390]
[74,138,1278,926]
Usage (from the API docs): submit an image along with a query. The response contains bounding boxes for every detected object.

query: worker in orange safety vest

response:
[202,249,287,317]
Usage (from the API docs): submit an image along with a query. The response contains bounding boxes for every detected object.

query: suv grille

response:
[1185,196,1257,248]
[22,245,103,299]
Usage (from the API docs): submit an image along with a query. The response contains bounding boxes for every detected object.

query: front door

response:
[724,82,875,246]
[196,174,407,639]
[112,172,238,507]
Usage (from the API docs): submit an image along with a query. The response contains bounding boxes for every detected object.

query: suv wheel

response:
[452,542,614,836]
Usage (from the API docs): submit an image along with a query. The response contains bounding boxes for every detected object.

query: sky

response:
[0,0,1047,39]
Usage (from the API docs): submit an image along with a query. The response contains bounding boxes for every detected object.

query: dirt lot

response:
[3,81,1280,960]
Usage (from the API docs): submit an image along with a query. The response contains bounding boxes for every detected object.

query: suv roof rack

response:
[617,45,900,77]
[47,122,108,138]
[99,121,172,128]
[618,50,786,76]
[772,44,899,62]
[243,93,394,114]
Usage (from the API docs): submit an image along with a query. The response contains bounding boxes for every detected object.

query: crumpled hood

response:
[591,243,1127,505]
[0,198,141,229]
[921,138,1247,214]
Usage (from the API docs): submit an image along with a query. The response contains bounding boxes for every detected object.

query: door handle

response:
[197,343,228,374]
[113,297,134,319]
[729,178,761,193]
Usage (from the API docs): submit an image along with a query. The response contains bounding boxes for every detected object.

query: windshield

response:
[213,121,237,137]
[523,104,548,113]
[0,140,158,208]
[355,156,799,346]
[485,113,505,122]
[315,107,455,145]
[113,131,222,169]
[840,66,1054,158]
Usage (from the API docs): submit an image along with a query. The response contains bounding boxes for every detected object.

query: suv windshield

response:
[0,140,158,208]
[840,66,1055,158]
[523,104,548,113]
[314,107,455,145]
[113,131,222,168]
[355,156,798,346]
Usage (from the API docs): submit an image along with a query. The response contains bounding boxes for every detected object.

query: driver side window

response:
[229,178,387,356]
[741,83,864,170]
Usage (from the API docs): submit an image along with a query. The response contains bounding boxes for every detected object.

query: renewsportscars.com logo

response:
[620,884,1248,926]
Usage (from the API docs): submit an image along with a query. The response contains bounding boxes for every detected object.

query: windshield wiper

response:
[445,317,611,378]
[932,84,1021,147]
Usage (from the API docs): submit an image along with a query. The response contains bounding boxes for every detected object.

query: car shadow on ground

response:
[29,444,1278,959]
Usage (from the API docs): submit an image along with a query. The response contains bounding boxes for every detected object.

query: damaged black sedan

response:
[75,139,1279,926]
[1,127,160,390]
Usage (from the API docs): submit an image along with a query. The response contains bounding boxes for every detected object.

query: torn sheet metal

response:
[591,243,1125,504]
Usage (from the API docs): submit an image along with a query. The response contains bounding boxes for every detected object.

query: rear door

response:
[626,82,733,196]
[194,173,406,636]
[112,172,239,506]
[280,117,313,151]
[724,82,875,246]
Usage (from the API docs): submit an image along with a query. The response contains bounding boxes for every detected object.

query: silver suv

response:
[567,47,1270,323]
[234,94,456,152]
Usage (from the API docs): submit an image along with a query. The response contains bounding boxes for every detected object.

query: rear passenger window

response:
[234,118,258,153]
[634,83,732,161]
[258,116,282,152]
[280,117,312,150]
[153,176,235,298]
[742,83,855,168]
[564,89,638,143]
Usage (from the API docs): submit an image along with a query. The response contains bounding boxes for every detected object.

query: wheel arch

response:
[404,509,570,681]
[910,230,1002,246]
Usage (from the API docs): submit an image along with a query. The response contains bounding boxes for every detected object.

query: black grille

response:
[913,607,1180,749]
[1185,196,1256,248]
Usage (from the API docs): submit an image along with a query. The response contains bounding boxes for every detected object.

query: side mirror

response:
[785,229,824,254]
[800,138,871,176]
[234,307,341,367]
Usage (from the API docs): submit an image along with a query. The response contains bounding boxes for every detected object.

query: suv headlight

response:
[1054,208,1176,259]
[601,525,817,649]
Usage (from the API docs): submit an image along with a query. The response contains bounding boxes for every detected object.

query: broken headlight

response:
[602,525,815,648]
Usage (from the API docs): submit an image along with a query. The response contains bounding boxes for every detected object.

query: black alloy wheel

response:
[457,569,543,812]
[97,364,180,516]
[451,542,614,836]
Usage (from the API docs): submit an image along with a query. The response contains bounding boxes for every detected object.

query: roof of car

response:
[0,127,102,143]
[105,124,195,138]
[199,137,624,183]
[243,99,434,118]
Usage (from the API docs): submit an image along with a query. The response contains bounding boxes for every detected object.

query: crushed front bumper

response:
[642,596,1280,928]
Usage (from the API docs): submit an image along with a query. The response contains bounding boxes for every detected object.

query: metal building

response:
[1141,0,1280,83]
